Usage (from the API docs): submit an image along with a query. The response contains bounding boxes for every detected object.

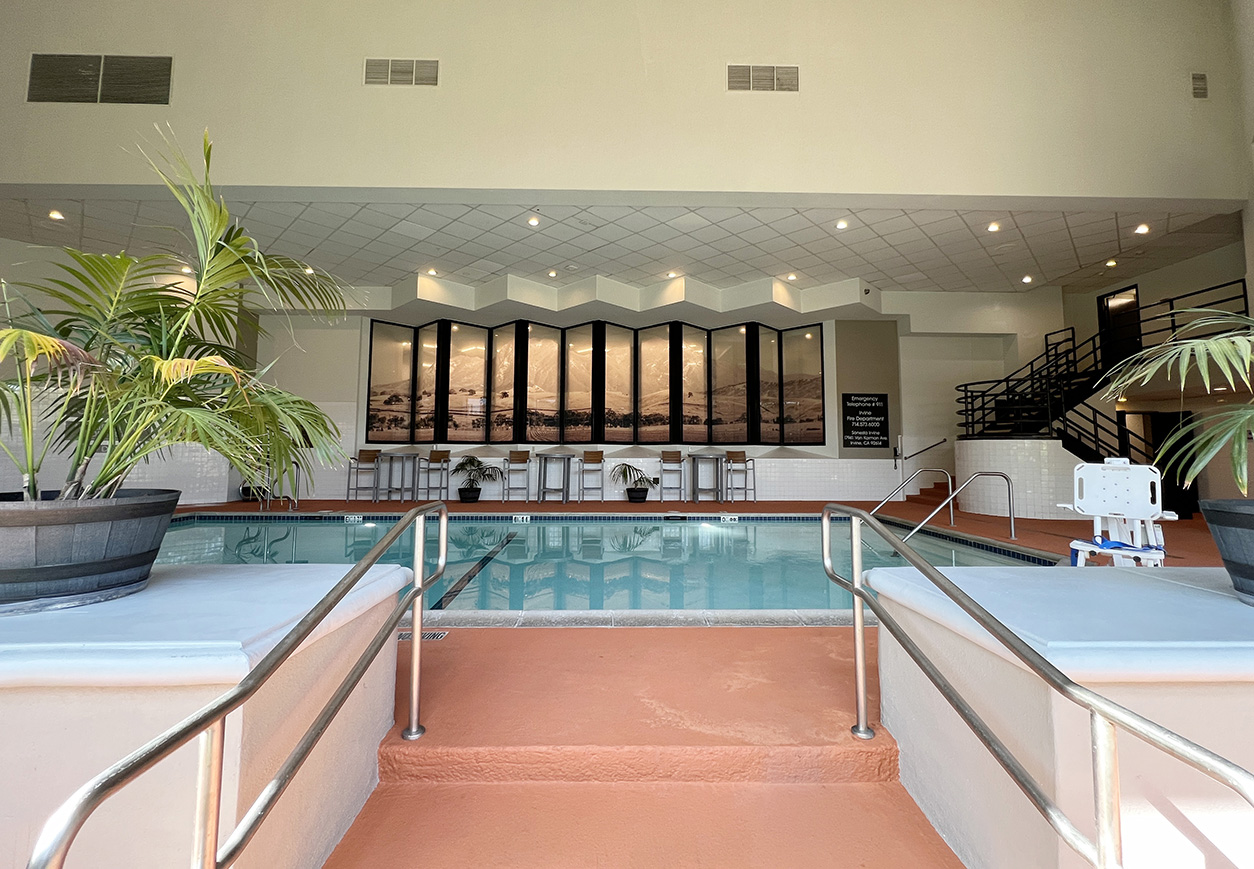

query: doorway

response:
[1118,410,1198,518]
[1097,285,1141,369]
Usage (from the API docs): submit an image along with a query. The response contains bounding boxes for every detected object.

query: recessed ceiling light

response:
[548,270,557,277]
[1021,275,1033,284]
[1117,396,1128,403]
[427,268,438,276]
[739,326,746,334]
[48,210,64,221]
[987,222,1000,232]
[835,219,848,230]
[1216,386,1230,392]
[451,324,459,332]
[180,266,193,274]
[1105,259,1117,268]
[1134,224,1150,234]
[787,273,797,281]
[804,332,813,339]
[303,267,314,275]
[528,216,540,226]
[667,272,678,278]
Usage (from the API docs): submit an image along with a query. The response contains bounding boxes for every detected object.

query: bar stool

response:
[346,449,382,501]
[725,450,757,501]
[659,450,685,501]
[418,449,451,499]
[504,450,532,500]
[578,450,604,501]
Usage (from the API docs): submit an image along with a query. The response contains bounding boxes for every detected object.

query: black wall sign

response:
[842,393,889,448]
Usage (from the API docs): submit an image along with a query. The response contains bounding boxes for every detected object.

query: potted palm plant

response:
[451,456,503,503]
[0,130,345,613]
[1104,307,1254,604]
[610,462,657,503]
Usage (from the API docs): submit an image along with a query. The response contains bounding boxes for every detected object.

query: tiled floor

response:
[180,486,1225,566]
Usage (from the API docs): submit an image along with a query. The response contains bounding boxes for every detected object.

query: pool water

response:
[158,515,1045,611]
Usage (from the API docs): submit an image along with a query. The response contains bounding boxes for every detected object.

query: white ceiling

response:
[0,196,1240,295]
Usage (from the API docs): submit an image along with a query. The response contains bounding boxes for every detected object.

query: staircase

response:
[324,628,963,868]
[956,279,1248,455]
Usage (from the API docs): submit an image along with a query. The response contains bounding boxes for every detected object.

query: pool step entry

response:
[326,626,962,867]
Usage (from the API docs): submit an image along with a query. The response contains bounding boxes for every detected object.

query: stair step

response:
[325,781,964,869]
[381,627,896,785]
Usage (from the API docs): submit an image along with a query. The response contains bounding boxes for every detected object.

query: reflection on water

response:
[158,519,1025,611]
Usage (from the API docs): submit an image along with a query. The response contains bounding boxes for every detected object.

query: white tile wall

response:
[956,438,1082,520]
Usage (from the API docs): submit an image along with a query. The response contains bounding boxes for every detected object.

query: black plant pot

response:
[626,487,649,503]
[459,487,482,503]
[1199,499,1254,605]
[0,489,181,615]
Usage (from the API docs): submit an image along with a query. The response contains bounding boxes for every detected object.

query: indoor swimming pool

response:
[158,514,1050,611]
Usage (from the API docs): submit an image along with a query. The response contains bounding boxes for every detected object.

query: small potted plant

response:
[610,462,658,503]
[451,455,503,503]
[1104,307,1254,604]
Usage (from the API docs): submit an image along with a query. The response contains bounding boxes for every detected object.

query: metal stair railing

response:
[900,471,1015,541]
[27,501,450,869]
[1056,401,1155,465]
[820,503,1254,868]
[869,468,955,527]
[956,279,1248,440]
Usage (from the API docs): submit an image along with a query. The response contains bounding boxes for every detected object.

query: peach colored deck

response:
[325,628,962,868]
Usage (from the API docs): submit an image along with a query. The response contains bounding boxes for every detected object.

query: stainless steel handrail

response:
[870,468,954,527]
[27,501,449,869]
[820,503,1254,868]
[902,470,1015,541]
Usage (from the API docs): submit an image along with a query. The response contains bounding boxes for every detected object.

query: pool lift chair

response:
[577,450,604,501]
[659,450,686,501]
[1059,458,1177,567]
[504,450,532,500]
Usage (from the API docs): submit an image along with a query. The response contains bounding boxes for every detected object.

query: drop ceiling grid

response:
[0,198,1238,295]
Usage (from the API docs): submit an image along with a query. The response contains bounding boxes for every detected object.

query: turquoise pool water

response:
[158,515,1045,611]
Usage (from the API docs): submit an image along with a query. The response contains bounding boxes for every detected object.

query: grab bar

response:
[28,502,450,869]
[902,471,1015,541]
[819,504,1254,868]
[901,438,947,462]
[869,468,954,527]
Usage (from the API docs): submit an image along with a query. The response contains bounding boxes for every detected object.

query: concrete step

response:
[324,781,964,869]
[380,628,896,784]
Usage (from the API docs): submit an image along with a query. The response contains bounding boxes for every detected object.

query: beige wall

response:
[1061,242,1247,339]
[833,320,901,459]
[0,0,1245,200]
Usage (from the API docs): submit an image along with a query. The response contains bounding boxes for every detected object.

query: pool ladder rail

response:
[820,504,1254,869]
[26,502,451,869]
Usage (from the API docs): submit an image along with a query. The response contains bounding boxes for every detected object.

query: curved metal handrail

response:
[869,468,954,527]
[820,503,1254,868]
[28,502,450,869]
[901,471,1014,541]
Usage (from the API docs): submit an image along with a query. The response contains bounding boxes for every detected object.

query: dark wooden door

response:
[1097,286,1141,369]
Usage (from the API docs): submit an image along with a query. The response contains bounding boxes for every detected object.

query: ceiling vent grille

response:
[364,58,439,86]
[28,54,171,104]
[1191,72,1208,99]
[727,64,798,92]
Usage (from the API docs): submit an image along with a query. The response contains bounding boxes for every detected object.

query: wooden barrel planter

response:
[0,489,181,615]
[1200,499,1254,606]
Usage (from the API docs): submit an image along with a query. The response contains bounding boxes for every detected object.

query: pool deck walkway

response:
[180,485,1224,567]
[324,628,964,869]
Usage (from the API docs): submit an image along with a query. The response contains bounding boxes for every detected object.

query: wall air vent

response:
[727,64,798,92]
[364,58,439,86]
[1191,72,1208,99]
[28,54,172,104]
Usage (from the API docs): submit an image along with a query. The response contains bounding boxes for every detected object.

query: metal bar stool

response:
[724,450,757,501]
[504,450,532,500]
[345,449,382,501]
[418,450,451,499]
[578,450,604,501]
[659,450,685,501]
